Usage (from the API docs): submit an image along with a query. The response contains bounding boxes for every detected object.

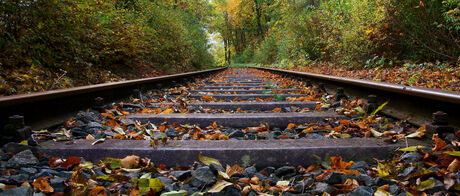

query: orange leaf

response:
[272,108,281,112]
[159,125,166,132]
[432,134,446,152]
[339,120,351,126]
[287,123,296,129]
[32,177,54,194]
[201,96,213,102]
[106,120,120,128]
[279,135,289,139]
[233,97,239,102]
[89,186,107,196]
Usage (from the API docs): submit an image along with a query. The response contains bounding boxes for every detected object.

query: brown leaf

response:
[89,186,107,196]
[61,156,82,170]
[32,177,54,194]
[121,155,140,169]
[432,134,447,152]
[226,164,245,177]
[447,158,460,172]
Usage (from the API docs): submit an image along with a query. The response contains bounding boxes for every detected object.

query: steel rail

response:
[256,67,460,104]
[0,67,226,129]
[255,67,460,128]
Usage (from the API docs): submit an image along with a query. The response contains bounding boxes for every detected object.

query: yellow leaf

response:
[365,27,373,35]
[198,153,222,167]
[287,123,296,129]
[162,109,174,114]
[398,145,426,152]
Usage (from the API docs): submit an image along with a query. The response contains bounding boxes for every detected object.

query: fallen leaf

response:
[121,155,140,169]
[287,123,296,129]
[32,177,54,194]
[160,190,188,196]
[272,108,281,112]
[61,156,82,170]
[447,158,460,172]
[131,178,165,195]
[398,146,426,152]
[432,134,446,152]
[198,153,222,167]
[92,138,105,145]
[86,134,95,140]
[162,109,174,114]
[207,180,233,193]
[89,186,107,196]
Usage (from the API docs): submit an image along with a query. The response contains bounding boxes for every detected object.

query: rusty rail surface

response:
[256,67,460,128]
[0,67,226,130]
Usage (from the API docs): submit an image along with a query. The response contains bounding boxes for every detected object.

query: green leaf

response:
[103,158,123,169]
[132,178,166,195]
[398,146,426,152]
[97,175,117,182]
[377,162,389,177]
[160,190,188,196]
[416,179,435,191]
[352,106,366,115]
[206,180,233,193]
[198,153,222,167]
[370,101,389,118]
[443,151,460,156]
[0,183,5,190]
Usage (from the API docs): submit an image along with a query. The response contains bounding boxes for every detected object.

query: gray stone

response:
[190,167,217,187]
[76,111,100,123]
[0,150,10,161]
[312,182,337,194]
[356,174,373,186]
[209,163,224,175]
[208,185,243,196]
[375,177,396,186]
[397,166,415,178]
[229,130,245,138]
[58,171,74,179]
[268,131,282,140]
[165,128,179,138]
[349,186,373,196]
[261,167,275,174]
[6,150,38,168]
[275,166,296,178]
[87,122,103,129]
[323,172,343,184]
[20,167,37,175]
[293,184,305,193]
[389,184,401,195]
[50,177,66,193]
[10,174,29,184]
[242,166,257,177]
[170,170,192,181]
[157,176,172,186]
[351,161,369,169]
[0,186,33,196]
[3,142,35,154]
[400,152,420,163]
[35,169,60,178]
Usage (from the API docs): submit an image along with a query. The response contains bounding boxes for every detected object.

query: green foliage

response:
[0,0,215,78]
[213,0,459,67]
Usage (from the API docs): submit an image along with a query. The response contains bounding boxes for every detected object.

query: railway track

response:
[1,67,459,195]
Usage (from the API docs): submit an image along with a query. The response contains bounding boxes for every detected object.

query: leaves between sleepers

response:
[32,177,54,194]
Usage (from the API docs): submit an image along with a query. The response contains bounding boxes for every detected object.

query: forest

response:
[0,0,459,95]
